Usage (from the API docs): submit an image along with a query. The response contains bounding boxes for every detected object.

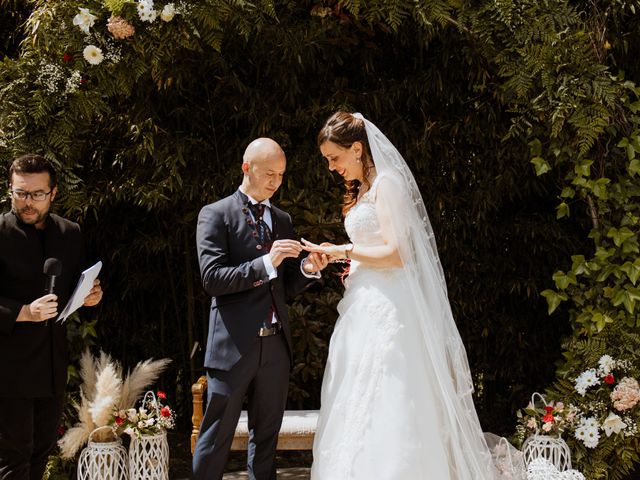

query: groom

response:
[192,138,327,480]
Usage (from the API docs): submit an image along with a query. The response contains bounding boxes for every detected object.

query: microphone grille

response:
[43,258,62,276]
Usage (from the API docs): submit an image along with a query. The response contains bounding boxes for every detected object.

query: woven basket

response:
[77,426,128,480]
[128,392,170,480]
[522,393,572,472]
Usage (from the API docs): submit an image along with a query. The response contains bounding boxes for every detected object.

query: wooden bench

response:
[191,376,318,454]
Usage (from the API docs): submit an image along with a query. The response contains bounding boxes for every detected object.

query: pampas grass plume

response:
[119,358,172,410]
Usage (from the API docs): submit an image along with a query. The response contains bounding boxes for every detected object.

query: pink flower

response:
[611,377,640,411]
[555,402,565,412]
[107,16,135,39]
[527,418,537,430]
[542,422,553,432]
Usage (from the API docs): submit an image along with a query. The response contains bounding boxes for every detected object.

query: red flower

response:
[115,416,125,425]
[157,391,167,400]
[543,413,554,423]
[160,406,171,418]
[604,374,615,385]
[544,406,554,414]
[63,53,73,62]
[57,425,66,436]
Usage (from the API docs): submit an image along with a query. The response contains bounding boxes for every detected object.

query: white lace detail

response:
[326,291,400,478]
[313,191,403,479]
[344,174,386,246]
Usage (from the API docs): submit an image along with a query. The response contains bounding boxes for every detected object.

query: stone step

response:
[223,467,310,479]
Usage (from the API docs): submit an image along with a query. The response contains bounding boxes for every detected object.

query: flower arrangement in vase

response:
[58,349,171,459]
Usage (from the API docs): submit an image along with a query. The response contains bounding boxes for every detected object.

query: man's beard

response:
[13,205,49,226]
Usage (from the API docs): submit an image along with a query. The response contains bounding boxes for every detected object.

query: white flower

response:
[72,8,97,34]
[160,3,176,21]
[598,355,616,375]
[126,409,137,421]
[83,45,104,65]
[137,0,157,22]
[579,416,598,429]
[124,426,134,436]
[64,70,82,94]
[575,368,600,396]
[603,411,627,437]
[575,416,600,448]
[37,63,64,93]
[575,424,600,448]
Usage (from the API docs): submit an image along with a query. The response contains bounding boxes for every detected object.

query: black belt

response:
[258,322,282,337]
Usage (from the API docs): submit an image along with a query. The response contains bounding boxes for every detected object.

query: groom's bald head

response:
[240,138,286,202]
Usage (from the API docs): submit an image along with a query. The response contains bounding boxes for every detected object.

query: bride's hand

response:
[301,238,348,260]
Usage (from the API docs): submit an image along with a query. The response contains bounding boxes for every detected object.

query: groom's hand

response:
[303,252,330,273]
[269,239,303,268]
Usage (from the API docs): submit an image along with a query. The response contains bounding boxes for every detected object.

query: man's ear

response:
[50,185,58,202]
[241,162,250,174]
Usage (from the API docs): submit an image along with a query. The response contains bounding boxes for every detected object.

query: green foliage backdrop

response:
[1,0,639,476]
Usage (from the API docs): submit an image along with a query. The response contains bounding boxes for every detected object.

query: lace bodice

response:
[344,177,384,247]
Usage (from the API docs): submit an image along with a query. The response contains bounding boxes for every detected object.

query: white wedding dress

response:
[311,175,499,479]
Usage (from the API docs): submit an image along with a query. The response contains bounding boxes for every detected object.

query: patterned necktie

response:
[248,202,273,251]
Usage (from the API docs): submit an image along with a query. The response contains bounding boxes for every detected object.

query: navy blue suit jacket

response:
[196,190,313,371]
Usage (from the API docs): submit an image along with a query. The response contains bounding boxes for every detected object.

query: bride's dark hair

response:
[317,111,374,215]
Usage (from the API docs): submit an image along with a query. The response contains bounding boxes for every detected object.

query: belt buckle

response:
[259,323,281,337]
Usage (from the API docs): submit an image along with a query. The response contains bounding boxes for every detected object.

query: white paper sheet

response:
[57,261,102,323]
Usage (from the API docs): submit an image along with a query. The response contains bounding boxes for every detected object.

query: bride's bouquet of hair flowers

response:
[110,389,176,438]
[57,349,171,459]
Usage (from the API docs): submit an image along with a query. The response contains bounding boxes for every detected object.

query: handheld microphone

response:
[43,258,62,295]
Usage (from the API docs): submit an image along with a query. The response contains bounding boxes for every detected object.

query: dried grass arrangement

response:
[58,349,171,459]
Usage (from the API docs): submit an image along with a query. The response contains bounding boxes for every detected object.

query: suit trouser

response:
[0,395,65,480]
[192,333,290,480]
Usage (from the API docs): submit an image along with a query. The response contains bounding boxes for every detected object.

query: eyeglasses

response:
[10,189,53,201]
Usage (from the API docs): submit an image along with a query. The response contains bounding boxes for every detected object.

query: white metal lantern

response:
[77,427,128,480]
[522,393,572,472]
[128,391,170,480]
[129,431,170,480]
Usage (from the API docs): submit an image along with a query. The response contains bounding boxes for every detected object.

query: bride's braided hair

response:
[318,111,375,216]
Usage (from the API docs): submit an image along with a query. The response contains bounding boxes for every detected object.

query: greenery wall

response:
[1,0,639,477]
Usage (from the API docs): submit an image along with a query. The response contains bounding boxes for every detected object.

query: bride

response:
[302,111,503,479]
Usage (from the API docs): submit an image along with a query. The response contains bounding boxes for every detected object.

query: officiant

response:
[0,154,103,480]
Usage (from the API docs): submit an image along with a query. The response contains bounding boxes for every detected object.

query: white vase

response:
[128,431,170,480]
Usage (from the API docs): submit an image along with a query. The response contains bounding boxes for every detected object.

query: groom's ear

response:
[241,162,250,174]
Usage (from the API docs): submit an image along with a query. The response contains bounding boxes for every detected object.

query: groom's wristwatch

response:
[345,244,354,259]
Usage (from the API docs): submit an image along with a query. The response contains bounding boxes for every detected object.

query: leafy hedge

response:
[1,0,639,476]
